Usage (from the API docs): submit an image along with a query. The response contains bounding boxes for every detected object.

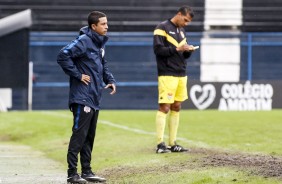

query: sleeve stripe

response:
[154,29,167,36]
[154,29,187,47]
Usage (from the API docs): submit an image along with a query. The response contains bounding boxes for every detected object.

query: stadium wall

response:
[2,0,282,110]
[10,32,280,110]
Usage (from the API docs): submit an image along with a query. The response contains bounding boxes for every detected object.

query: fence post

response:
[247,33,252,81]
[28,61,33,111]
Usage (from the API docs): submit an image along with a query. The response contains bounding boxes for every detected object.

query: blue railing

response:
[34,81,158,87]
[30,32,282,87]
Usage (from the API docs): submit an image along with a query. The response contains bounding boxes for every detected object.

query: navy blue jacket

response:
[57,26,116,110]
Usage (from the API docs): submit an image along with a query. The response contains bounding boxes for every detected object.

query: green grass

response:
[0,110,282,184]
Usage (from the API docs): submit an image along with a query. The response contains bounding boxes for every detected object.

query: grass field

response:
[0,110,282,184]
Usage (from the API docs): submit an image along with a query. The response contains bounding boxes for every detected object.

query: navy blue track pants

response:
[67,104,99,176]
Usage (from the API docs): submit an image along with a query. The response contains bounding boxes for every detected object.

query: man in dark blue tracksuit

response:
[57,11,116,184]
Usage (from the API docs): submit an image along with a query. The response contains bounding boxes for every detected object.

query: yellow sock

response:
[156,111,167,144]
[168,111,180,146]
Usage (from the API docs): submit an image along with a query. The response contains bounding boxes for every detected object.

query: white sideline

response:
[41,111,211,148]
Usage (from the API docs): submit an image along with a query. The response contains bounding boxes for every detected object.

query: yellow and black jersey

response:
[153,19,192,77]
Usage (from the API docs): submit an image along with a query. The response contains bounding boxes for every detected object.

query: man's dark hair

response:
[88,11,106,26]
[178,6,194,18]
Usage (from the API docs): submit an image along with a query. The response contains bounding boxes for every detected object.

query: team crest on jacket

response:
[180,31,185,39]
[101,48,105,58]
[84,106,91,113]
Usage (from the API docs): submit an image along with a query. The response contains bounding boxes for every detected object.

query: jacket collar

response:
[168,19,178,28]
[79,26,108,48]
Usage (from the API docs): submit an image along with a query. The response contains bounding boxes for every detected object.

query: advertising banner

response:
[185,80,282,111]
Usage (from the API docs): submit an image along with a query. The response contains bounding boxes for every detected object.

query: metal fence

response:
[26,32,282,109]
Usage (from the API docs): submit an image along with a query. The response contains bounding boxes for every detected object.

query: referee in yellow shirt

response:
[153,6,196,153]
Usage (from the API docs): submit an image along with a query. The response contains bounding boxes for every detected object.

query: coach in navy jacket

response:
[57,11,116,183]
[57,25,116,110]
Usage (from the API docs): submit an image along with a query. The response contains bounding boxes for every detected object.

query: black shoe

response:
[81,171,106,183]
[169,144,189,152]
[156,142,171,153]
[67,173,87,184]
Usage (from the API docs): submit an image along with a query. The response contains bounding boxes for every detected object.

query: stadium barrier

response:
[10,32,282,110]
[0,89,12,112]
[187,80,281,111]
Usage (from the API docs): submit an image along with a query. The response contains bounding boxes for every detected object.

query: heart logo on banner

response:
[190,84,216,110]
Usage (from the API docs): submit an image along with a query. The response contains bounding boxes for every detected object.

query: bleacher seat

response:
[204,0,242,31]
[0,0,205,32]
[242,0,282,32]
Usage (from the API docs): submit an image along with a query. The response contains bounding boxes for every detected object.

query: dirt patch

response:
[102,162,198,179]
[3,142,281,183]
[0,135,11,141]
[195,148,282,178]
[101,147,282,181]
